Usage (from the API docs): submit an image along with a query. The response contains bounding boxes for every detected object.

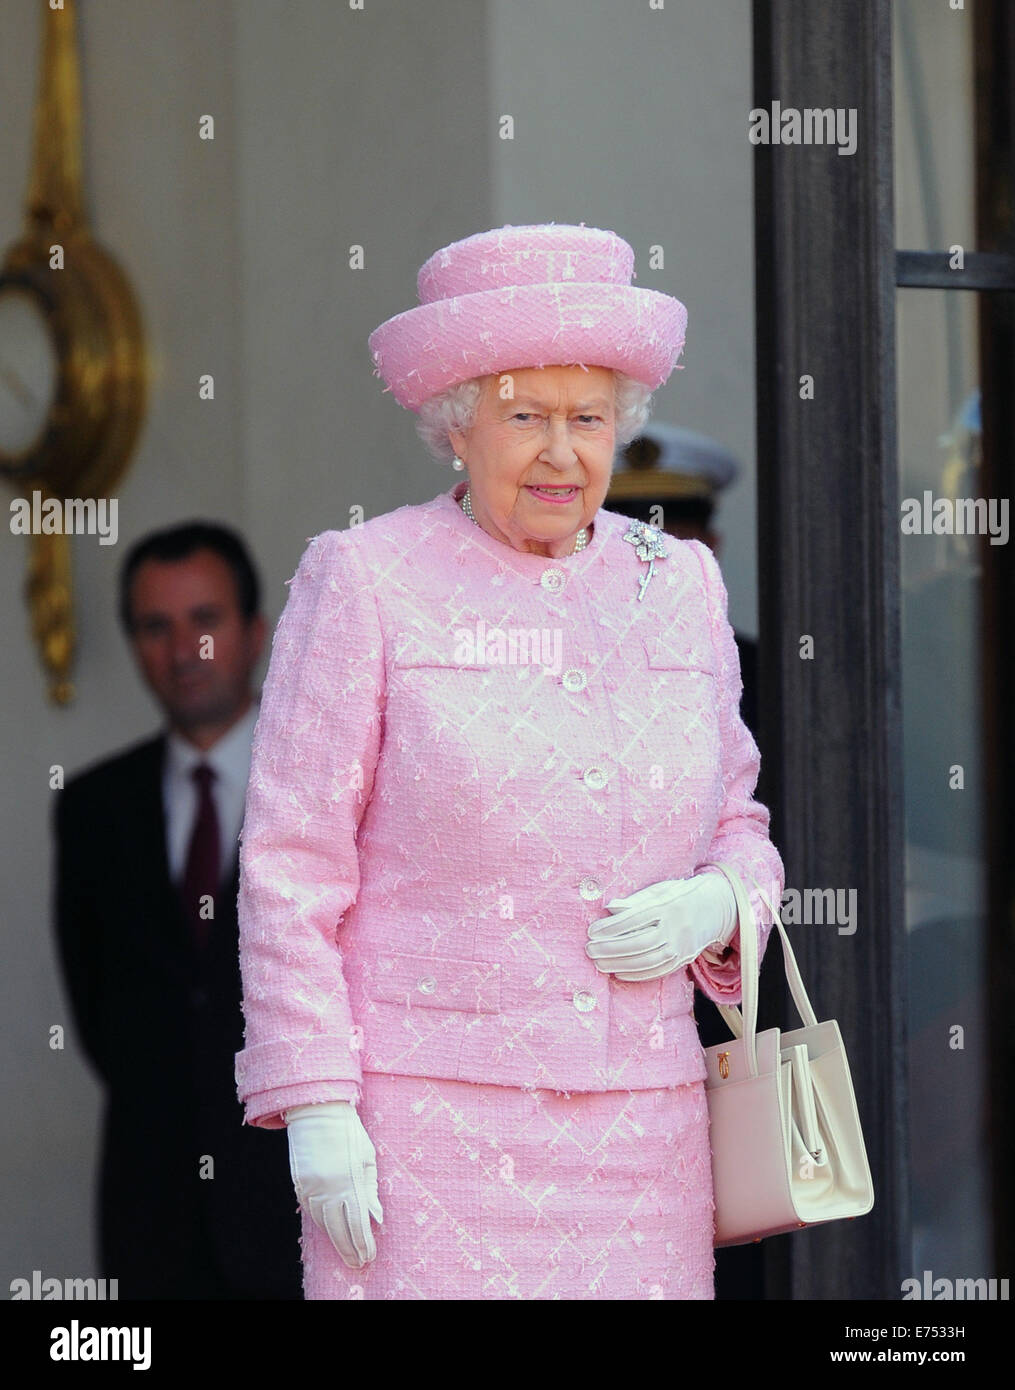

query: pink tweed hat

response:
[368,223,688,411]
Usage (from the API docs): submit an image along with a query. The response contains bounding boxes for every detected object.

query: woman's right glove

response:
[284,1100,383,1269]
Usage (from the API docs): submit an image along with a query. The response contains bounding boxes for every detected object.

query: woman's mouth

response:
[525,485,579,505]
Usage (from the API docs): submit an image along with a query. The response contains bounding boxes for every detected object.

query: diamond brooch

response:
[622,519,668,601]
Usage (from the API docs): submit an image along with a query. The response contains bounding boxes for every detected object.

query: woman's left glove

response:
[285,1100,384,1269]
[585,871,738,981]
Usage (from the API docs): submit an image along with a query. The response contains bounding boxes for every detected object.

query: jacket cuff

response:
[243,1078,363,1129]
[235,1033,363,1125]
[689,927,744,1006]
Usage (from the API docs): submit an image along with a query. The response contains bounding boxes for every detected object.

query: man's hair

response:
[119,521,261,633]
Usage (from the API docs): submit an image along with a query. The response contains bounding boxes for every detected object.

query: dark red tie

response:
[182,763,220,952]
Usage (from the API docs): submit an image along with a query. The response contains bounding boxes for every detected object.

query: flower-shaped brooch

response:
[622,519,668,601]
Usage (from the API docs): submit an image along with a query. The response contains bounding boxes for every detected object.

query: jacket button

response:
[583,766,608,790]
[417,977,437,995]
[579,876,603,901]
[572,990,597,1013]
[562,668,587,692]
[540,568,566,594]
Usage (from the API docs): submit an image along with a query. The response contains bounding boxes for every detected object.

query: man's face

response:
[126,549,265,735]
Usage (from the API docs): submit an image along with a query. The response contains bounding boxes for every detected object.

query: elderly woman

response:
[235,224,784,1301]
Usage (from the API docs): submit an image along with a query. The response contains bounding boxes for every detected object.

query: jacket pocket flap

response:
[641,633,716,673]
[367,951,502,1013]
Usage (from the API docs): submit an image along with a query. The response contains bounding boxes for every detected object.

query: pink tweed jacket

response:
[235,483,784,1127]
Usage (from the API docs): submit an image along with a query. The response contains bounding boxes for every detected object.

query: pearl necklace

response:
[460,487,590,554]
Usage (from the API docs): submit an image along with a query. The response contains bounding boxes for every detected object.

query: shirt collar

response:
[164,699,259,789]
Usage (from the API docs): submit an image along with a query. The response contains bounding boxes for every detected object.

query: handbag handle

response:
[697,863,819,1079]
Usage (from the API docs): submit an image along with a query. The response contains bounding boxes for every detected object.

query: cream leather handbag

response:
[700,862,875,1247]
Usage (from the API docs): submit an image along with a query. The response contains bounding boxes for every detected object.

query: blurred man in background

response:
[53,521,302,1299]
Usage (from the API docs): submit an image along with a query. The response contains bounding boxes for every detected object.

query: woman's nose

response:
[539,417,578,466]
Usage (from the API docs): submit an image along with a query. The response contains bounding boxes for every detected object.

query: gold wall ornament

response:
[0,0,147,704]
[718,1050,730,1079]
[26,512,74,706]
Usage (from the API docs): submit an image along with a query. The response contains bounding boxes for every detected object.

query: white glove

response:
[285,1100,383,1269]
[585,871,739,981]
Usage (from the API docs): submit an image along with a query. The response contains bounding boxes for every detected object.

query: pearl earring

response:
[452,456,465,471]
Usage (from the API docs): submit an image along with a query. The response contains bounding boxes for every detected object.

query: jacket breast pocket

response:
[388,632,495,729]
[641,632,717,676]
[635,632,723,813]
[389,631,542,773]
[387,632,492,755]
[366,950,502,1014]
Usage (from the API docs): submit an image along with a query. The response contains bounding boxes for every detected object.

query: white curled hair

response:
[416,371,654,463]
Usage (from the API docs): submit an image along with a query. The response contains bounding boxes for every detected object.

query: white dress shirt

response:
[163,700,260,885]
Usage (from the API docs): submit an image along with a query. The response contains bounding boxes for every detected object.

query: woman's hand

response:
[285,1101,384,1269]
[585,871,738,981]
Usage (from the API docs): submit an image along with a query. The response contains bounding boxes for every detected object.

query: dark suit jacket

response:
[52,732,302,1299]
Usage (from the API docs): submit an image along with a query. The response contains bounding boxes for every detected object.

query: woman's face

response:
[448,364,617,558]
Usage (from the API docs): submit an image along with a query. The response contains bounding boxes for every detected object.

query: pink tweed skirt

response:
[300,1072,716,1300]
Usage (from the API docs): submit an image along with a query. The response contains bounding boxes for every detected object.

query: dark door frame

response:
[752,0,907,1300]
[973,0,1015,1281]
[753,0,1015,1300]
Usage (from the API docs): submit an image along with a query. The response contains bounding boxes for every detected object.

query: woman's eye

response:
[512,412,536,423]
[577,415,603,425]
